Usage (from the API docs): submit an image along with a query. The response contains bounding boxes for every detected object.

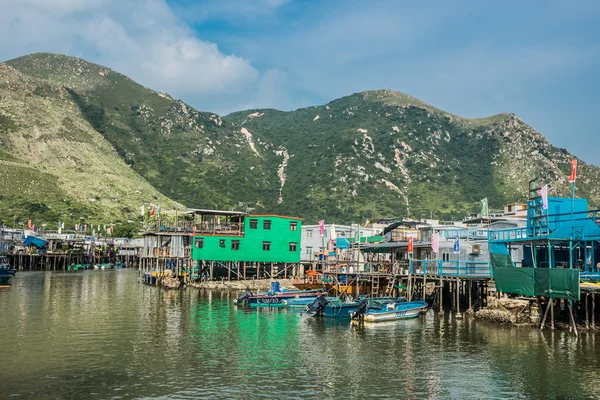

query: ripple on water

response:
[1,271,600,399]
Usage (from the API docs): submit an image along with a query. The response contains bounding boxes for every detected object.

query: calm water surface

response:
[1,270,599,399]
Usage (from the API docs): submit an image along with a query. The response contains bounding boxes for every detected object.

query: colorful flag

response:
[150,205,155,217]
[453,235,460,254]
[30,224,35,232]
[480,198,489,217]
[319,220,325,236]
[27,220,32,228]
[431,231,440,254]
[569,159,577,182]
[541,184,549,210]
[408,237,414,253]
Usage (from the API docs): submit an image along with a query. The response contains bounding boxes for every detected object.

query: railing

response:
[488,228,529,242]
[409,259,492,278]
[145,221,243,235]
[442,228,490,241]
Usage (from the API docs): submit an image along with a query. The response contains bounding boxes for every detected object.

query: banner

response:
[480,198,489,217]
[453,235,460,254]
[569,159,577,182]
[541,184,549,210]
[431,231,440,254]
[408,237,413,253]
[319,220,325,237]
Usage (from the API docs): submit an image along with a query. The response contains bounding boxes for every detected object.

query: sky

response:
[1,0,599,165]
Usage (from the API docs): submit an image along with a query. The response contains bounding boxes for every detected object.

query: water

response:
[1,271,599,399]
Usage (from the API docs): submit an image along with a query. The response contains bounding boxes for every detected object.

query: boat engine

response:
[304,294,329,316]
[350,300,368,320]
[234,289,252,305]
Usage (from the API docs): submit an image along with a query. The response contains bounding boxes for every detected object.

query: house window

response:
[263,220,271,230]
[306,246,313,255]
[232,240,240,250]
[219,239,225,248]
[289,242,297,252]
[307,230,313,238]
[249,219,258,229]
[263,241,271,251]
[290,221,297,231]
[194,238,204,249]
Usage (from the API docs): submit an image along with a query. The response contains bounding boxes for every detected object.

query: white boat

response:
[361,301,428,322]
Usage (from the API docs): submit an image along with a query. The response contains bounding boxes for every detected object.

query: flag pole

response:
[571,181,575,221]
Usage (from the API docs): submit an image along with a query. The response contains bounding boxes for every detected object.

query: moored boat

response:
[0,256,16,284]
[234,288,327,307]
[355,300,428,322]
[283,296,337,308]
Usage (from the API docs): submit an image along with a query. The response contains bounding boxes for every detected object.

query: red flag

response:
[569,159,577,182]
[408,237,414,253]
[150,205,155,216]
[318,220,325,236]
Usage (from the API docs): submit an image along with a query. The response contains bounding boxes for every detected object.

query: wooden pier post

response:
[456,278,460,313]
[468,281,472,311]
[439,277,443,313]
[592,294,596,329]
[568,301,578,336]
[540,299,551,330]
[550,297,555,329]
[585,293,590,329]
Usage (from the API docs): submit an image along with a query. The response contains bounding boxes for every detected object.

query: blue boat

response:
[354,301,428,322]
[283,296,337,308]
[0,256,16,284]
[234,288,326,307]
[305,296,408,319]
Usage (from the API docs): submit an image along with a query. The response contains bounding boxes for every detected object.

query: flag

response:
[453,235,460,254]
[408,237,414,253]
[319,220,325,236]
[84,224,87,232]
[27,220,31,228]
[330,224,337,240]
[141,205,145,217]
[480,198,489,217]
[569,159,577,182]
[157,205,161,218]
[150,205,155,217]
[541,184,549,210]
[431,231,440,254]
[30,224,35,232]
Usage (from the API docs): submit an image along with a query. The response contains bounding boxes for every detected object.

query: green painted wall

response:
[192,215,302,263]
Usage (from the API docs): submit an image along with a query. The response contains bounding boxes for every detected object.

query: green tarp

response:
[493,267,535,296]
[492,267,580,300]
[534,268,580,301]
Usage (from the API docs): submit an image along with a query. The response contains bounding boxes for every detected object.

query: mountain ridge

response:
[1,52,599,226]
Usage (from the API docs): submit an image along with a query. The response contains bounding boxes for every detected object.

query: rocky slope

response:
[3,53,599,225]
[0,60,177,226]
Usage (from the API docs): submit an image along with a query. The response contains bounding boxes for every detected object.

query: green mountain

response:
[3,53,600,225]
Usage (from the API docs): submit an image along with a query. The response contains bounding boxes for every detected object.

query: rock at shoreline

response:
[189,278,299,292]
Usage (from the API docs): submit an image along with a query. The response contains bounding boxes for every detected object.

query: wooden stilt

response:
[568,301,578,336]
[540,299,551,330]
[468,280,472,311]
[550,297,555,330]
[592,293,596,329]
[456,278,460,313]
[439,278,443,313]
[585,293,590,329]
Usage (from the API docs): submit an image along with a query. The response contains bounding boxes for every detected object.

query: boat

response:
[234,288,326,307]
[353,300,428,322]
[283,296,337,308]
[305,295,408,318]
[0,256,16,284]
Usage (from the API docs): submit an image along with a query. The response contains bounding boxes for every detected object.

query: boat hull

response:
[322,302,361,318]
[362,301,427,322]
[0,269,16,284]
[248,291,325,307]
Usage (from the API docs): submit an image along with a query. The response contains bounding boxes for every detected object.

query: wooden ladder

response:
[371,276,380,297]
[384,277,396,297]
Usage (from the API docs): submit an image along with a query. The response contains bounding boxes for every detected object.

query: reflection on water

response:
[1,271,599,399]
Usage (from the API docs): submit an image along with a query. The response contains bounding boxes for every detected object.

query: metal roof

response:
[184,209,247,216]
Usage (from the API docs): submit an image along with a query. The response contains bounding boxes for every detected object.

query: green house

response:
[192,214,302,263]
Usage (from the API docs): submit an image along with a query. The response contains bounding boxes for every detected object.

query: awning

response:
[336,238,350,249]
[23,236,48,248]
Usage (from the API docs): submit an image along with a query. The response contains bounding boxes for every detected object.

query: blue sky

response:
[1,0,599,165]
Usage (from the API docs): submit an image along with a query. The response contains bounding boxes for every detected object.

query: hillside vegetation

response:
[3,54,600,225]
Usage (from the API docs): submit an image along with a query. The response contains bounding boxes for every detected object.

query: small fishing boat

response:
[234,288,326,307]
[0,256,16,284]
[353,300,428,322]
[283,296,337,308]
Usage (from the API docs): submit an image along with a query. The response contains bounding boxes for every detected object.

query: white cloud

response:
[0,0,258,98]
